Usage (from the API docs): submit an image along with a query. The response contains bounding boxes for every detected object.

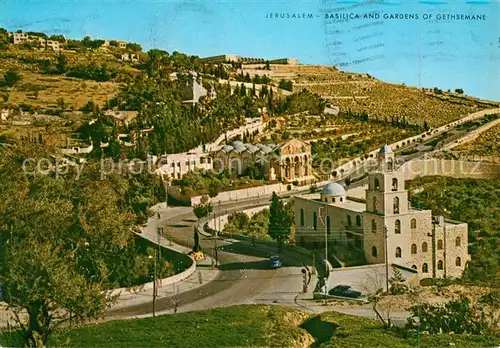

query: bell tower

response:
[365,145,408,216]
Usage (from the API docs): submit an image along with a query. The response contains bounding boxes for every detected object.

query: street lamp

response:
[148,254,157,318]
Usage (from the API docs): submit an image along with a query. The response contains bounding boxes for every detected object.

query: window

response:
[372,219,377,233]
[411,244,417,254]
[324,198,328,202]
[392,178,398,191]
[437,239,443,250]
[373,197,378,213]
[411,218,417,229]
[340,197,343,202]
[395,219,401,234]
[200,157,206,164]
[356,215,361,226]
[374,177,380,190]
[347,215,352,227]
[372,246,377,258]
[326,216,331,235]
[422,263,429,273]
[313,212,317,231]
[332,197,336,203]
[300,209,304,226]
[422,242,428,252]
[456,257,461,267]
[437,260,443,270]
[455,236,461,247]
[411,265,417,270]
[393,197,400,214]
[395,247,402,258]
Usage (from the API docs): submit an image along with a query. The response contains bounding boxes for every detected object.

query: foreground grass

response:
[1,305,498,347]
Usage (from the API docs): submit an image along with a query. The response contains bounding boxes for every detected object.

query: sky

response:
[2,0,500,100]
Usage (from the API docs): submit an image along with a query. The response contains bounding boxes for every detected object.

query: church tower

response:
[365,145,407,216]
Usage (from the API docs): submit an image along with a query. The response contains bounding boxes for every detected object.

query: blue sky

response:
[2,0,499,100]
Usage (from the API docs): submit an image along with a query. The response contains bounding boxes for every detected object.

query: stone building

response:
[294,145,469,279]
[211,138,314,184]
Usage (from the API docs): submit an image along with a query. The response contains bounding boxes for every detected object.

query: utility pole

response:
[152,250,157,318]
[384,226,389,294]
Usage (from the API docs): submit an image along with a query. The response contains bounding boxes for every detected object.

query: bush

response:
[3,70,21,87]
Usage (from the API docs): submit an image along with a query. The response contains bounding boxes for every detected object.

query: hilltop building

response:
[12,32,63,51]
[181,73,211,106]
[294,145,469,279]
[200,54,298,65]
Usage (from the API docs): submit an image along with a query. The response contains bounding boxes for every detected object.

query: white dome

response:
[322,182,346,196]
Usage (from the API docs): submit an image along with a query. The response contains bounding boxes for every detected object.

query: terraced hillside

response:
[0,48,136,111]
[454,122,500,157]
[247,65,499,128]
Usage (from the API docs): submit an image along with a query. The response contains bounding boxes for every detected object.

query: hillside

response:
[1,305,496,347]
[244,64,499,128]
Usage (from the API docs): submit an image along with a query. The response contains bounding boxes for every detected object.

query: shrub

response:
[3,70,21,87]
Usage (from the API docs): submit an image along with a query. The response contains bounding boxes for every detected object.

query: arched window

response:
[455,236,461,247]
[422,242,428,252]
[387,159,394,172]
[373,197,378,213]
[340,197,343,202]
[456,257,461,267]
[437,239,443,250]
[411,244,417,254]
[395,247,402,258]
[332,197,336,203]
[326,216,331,235]
[347,215,352,227]
[437,260,443,270]
[371,219,377,233]
[395,219,401,234]
[372,246,377,258]
[393,197,400,214]
[300,209,304,226]
[411,265,417,270]
[374,177,380,190]
[356,215,361,226]
[422,263,429,273]
[411,218,417,229]
[313,212,317,231]
[392,178,398,191]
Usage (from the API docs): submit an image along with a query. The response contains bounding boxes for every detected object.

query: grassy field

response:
[1,305,498,347]
[0,48,130,111]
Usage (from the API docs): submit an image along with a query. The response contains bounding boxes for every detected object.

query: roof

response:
[322,182,346,196]
[379,144,393,153]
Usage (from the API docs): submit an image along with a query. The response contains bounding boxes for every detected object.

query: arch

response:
[411,218,417,229]
[395,247,402,258]
[313,212,317,230]
[371,219,377,233]
[392,178,398,191]
[437,260,443,270]
[411,243,417,254]
[411,265,417,270]
[387,158,394,171]
[356,215,361,227]
[422,263,429,273]
[393,197,400,214]
[422,242,428,252]
[395,219,401,234]
[372,246,377,258]
[455,236,461,247]
[332,197,336,203]
[373,197,378,213]
[456,257,461,267]
[374,177,380,190]
[347,215,352,227]
[300,209,304,226]
[437,239,443,250]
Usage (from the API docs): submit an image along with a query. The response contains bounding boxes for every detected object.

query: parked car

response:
[328,285,362,298]
[269,256,282,269]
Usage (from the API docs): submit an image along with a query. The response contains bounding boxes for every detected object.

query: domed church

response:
[294,145,470,279]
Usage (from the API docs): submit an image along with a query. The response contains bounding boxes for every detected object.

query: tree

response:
[388,267,408,295]
[56,53,68,74]
[265,60,270,70]
[455,88,464,94]
[192,195,213,221]
[3,70,21,87]
[268,192,292,249]
[126,43,142,52]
